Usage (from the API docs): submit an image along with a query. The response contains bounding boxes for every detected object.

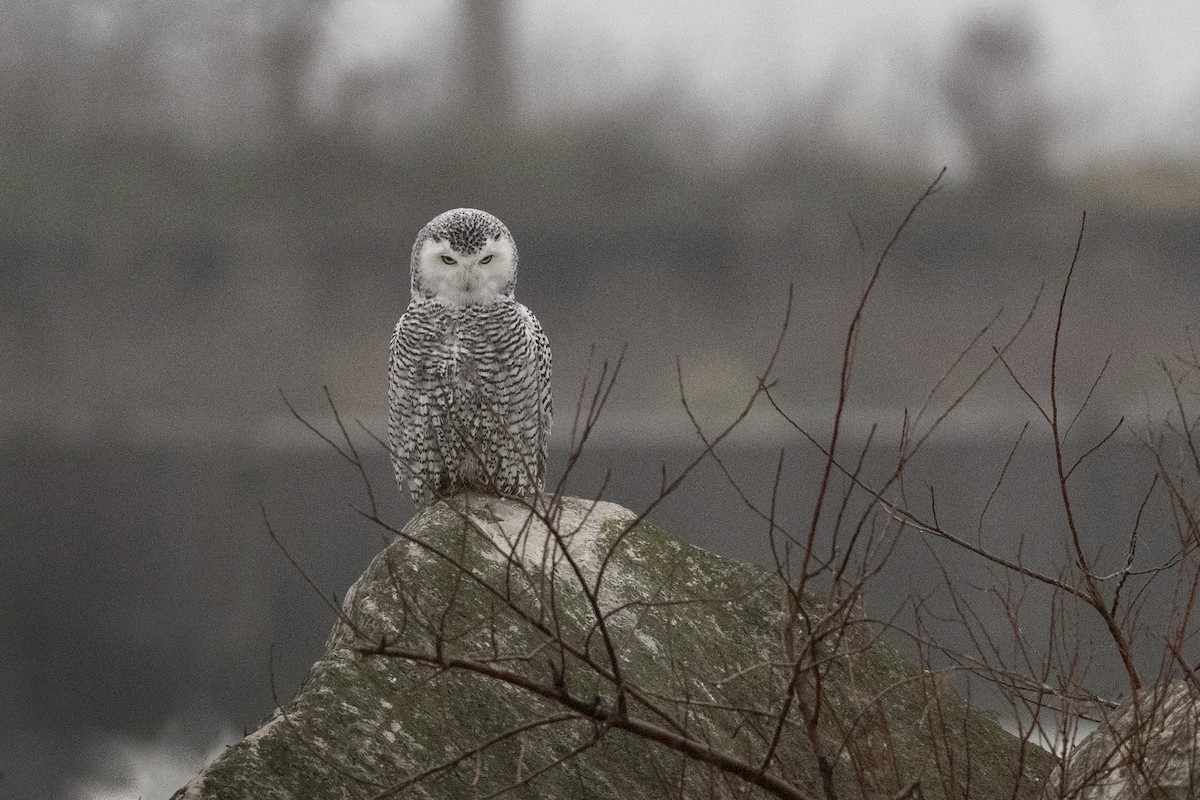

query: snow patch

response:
[458,494,636,582]
[634,628,662,656]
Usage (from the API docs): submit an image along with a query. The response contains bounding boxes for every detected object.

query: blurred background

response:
[3,1,1200,797]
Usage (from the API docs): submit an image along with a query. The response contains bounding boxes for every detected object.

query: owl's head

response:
[410,208,518,306]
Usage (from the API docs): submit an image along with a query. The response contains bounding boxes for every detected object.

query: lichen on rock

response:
[173,493,1052,799]
[1051,681,1200,800]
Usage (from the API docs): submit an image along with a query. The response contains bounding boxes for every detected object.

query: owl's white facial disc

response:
[417,236,517,307]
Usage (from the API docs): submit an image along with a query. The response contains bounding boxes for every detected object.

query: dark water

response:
[0,428,1172,798]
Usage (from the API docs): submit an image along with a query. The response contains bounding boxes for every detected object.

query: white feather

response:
[415,237,517,307]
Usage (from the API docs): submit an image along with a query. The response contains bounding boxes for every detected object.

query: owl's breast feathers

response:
[388,298,552,505]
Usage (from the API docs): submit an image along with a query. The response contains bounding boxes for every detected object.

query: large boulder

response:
[173,494,1052,799]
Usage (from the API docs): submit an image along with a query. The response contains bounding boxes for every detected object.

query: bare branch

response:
[358,645,822,800]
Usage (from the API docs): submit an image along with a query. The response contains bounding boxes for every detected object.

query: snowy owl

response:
[388,208,553,506]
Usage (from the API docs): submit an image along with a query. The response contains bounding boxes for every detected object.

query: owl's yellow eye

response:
[440,255,456,265]
[479,254,493,264]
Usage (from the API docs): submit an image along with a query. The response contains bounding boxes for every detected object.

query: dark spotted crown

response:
[414,208,513,257]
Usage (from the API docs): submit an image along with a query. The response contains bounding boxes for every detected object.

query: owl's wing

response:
[525,305,553,481]
[469,302,552,497]
[388,305,451,506]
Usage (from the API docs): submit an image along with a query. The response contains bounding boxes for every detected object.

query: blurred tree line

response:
[0,1,1192,434]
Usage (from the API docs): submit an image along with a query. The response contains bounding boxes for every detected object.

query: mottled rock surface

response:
[173,494,1052,799]
[1053,681,1200,799]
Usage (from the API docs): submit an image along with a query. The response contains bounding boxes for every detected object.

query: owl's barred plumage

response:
[388,209,552,506]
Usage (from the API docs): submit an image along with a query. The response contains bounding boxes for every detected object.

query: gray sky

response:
[319,0,1200,168]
